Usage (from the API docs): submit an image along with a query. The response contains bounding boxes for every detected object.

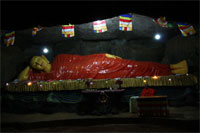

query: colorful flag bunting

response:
[93,20,107,33]
[4,31,15,47]
[119,14,132,31]
[32,25,43,37]
[177,23,196,37]
[37,25,43,31]
[32,27,38,36]
[153,17,168,28]
[62,25,75,38]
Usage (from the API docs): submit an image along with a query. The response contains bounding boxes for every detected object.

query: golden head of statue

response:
[18,55,51,81]
[30,55,51,73]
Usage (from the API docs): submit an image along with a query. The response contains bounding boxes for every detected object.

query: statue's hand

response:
[18,66,30,81]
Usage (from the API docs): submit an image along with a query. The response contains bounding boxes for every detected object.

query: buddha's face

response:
[30,56,49,71]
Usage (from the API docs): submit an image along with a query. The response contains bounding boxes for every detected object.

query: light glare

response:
[152,76,159,79]
[43,48,48,53]
[27,81,32,86]
[155,34,161,40]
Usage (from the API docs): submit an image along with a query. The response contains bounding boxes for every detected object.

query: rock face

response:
[0,13,199,86]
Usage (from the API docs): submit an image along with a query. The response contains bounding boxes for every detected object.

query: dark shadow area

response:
[1,118,199,132]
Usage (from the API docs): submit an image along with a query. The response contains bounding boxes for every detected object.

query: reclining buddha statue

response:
[18,53,188,81]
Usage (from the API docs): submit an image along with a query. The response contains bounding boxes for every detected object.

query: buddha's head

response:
[30,55,50,71]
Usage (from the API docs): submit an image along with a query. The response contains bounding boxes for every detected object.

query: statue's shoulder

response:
[56,54,71,57]
[55,54,77,60]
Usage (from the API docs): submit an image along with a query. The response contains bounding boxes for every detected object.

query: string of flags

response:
[32,25,43,37]
[177,23,196,37]
[62,24,75,38]
[32,27,38,36]
[4,31,15,47]
[119,14,133,31]
[153,16,168,28]
[3,14,197,46]
[93,20,107,33]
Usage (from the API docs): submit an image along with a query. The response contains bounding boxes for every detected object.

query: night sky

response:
[1,1,199,30]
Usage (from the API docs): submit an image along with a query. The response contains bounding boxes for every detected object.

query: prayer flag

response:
[32,27,38,36]
[93,20,107,33]
[119,14,132,31]
[153,17,168,28]
[177,23,196,37]
[4,31,15,47]
[62,25,75,38]
[37,25,43,31]
[32,25,43,37]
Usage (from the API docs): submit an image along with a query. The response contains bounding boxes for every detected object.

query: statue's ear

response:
[41,55,50,64]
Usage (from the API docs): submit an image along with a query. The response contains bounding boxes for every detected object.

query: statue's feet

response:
[105,53,121,59]
[170,60,188,74]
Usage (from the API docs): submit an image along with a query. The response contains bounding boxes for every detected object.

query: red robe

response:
[28,53,172,81]
[140,88,155,97]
